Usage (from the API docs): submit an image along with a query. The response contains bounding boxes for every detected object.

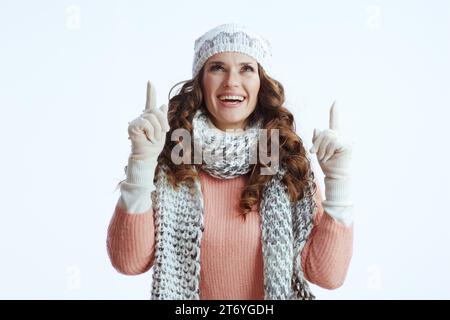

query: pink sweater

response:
[107,170,353,299]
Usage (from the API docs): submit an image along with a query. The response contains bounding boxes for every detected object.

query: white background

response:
[0,0,449,299]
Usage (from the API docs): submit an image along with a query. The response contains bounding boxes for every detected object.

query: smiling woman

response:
[107,23,354,300]
[202,52,261,131]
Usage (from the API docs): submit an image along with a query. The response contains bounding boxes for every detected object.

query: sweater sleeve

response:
[300,181,354,289]
[106,202,156,275]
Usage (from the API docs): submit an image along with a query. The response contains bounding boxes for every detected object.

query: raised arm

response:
[107,81,170,275]
[301,101,354,289]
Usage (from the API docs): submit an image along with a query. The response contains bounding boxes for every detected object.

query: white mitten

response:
[128,80,170,162]
[310,102,353,225]
[119,81,170,213]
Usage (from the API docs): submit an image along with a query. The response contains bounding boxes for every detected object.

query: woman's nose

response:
[223,70,240,87]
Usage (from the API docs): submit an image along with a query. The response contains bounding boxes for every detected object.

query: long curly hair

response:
[156,63,316,216]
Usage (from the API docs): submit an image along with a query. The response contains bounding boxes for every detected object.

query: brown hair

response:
[155,63,317,217]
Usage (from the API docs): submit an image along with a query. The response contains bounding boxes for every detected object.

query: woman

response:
[107,23,354,300]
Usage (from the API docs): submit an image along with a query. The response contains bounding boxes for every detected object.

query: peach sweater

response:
[107,170,353,299]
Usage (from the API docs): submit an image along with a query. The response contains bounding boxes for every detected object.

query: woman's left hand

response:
[309,102,352,180]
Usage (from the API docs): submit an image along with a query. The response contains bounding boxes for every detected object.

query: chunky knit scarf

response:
[150,109,317,300]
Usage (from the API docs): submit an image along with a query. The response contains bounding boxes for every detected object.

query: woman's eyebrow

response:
[207,61,255,66]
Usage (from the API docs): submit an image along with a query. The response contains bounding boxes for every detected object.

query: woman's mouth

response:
[217,95,247,108]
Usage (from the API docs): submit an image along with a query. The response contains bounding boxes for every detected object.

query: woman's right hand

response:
[128,81,170,161]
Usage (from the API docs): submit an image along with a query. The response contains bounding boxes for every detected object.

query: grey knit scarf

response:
[150,109,317,300]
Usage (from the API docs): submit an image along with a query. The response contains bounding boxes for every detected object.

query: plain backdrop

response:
[0,0,449,299]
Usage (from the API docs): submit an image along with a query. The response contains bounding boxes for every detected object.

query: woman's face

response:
[202,52,260,131]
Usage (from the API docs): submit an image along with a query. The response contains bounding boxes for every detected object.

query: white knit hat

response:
[192,23,273,78]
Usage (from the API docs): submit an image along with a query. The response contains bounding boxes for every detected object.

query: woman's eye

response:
[210,65,223,71]
[209,65,254,72]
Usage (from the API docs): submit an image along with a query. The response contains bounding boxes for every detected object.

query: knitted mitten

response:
[310,102,353,225]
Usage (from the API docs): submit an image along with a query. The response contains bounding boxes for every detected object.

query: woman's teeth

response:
[218,96,246,108]
[218,95,245,102]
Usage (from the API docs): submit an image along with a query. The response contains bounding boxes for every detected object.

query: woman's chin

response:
[215,118,247,130]
[208,103,255,130]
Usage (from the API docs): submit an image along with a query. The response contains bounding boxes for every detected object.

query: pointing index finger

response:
[329,100,340,132]
[145,80,157,111]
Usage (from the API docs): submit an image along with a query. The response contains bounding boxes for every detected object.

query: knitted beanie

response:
[192,23,273,78]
